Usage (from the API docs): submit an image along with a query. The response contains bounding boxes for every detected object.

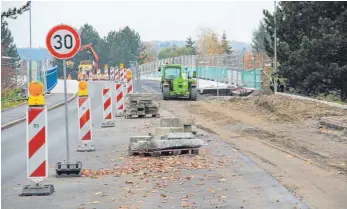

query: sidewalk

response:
[1,93,73,126]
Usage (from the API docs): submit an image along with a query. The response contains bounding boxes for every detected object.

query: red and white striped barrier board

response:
[110,68,115,80]
[78,97,92,143]
[119,69,123,82]
[115,83,124,116]
[127,78,133,94]
[102,88,113,120]
[115,68,119,81]
[122,69,127,83]
[27,106,48,183]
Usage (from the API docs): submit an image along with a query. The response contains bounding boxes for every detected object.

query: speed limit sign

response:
[46,24,81,60]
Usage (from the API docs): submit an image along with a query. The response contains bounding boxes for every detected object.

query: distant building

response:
[1,46,17,92]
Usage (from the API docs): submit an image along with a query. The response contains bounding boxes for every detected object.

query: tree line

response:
[156,28,233,59]
[1,1,31,59]
[54,24,145,75]
[252,2,347,101]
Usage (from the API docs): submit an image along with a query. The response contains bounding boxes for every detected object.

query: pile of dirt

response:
[226,95,346,123]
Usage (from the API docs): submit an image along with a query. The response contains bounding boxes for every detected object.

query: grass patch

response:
[1,88,27,111]
[1,100,26,110]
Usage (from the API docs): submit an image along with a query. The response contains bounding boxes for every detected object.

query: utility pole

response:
[273,1,278,93]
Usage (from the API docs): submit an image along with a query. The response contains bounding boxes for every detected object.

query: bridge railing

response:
[138,53,271,90]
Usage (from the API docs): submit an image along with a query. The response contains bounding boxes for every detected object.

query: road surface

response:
[1,80,307,209]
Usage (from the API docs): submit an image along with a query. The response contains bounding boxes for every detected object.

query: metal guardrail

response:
[137,54,270,90]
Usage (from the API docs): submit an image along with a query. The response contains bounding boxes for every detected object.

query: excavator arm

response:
[79,43,99,73]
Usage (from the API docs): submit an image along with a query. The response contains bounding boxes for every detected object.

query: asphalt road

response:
[1,81,111,189]
[2,80,308,209]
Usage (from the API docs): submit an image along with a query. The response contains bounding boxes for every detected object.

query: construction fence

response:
[1,58,55,96]
[138,52,272,90]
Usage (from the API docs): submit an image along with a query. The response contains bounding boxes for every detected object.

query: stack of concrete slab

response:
[124,93,161,119]
[155,117,197,135]
[128,117,204,156]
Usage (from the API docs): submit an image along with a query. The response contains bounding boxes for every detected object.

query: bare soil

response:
[158,94,347,209]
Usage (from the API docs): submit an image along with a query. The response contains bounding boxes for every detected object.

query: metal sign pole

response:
[62,59,70,163]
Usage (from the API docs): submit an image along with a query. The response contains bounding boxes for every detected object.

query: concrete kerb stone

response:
[130,135,154,143]
[320,117,347,130]
[1,93,78,130]
[160,117,181,127]
[155,127,185,135]
[275,92,347,109]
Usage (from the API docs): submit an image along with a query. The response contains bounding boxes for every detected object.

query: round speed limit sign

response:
[46,24,81,60]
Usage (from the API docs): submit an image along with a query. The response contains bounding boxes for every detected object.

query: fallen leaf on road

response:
[181,201,189,207]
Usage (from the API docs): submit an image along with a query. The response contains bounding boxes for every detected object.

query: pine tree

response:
[1,1,31,58]
[185,36,196,55]
[1,1,31,20]
[262,1,347,101]
[251,21,270,54]
[221,31,232,54]
[1,19,19,58]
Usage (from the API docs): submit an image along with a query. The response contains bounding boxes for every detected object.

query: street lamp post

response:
[274,1,278,93]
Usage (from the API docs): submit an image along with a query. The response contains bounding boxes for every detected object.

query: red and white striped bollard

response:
[115,68,120,81]
[101,88,115,127]
[127,77,133,94]
[77,82,95,152]
[115,83,125,117]
[27,106,48,183]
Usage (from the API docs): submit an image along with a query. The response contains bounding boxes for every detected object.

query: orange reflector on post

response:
[126,70,132,79]
[28,82,45,106]
[78,81,88,97]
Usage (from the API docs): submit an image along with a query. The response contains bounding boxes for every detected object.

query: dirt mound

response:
[227,95,346,122]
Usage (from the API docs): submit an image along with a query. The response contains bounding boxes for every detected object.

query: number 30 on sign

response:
[46,24,81,60]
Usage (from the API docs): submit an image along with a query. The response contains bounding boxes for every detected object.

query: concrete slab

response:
[155,127,185,135]
[159,117,181,127]
[167,132,195,139]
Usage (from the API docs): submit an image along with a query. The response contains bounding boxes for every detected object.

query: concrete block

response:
[155,127,184,135]
[167,132,195,139]
[127,93,162,101]
[184,125,192,132]
[130,135,153,143]
[192,125,197,134]
[180,118,195,126]
[160,117,181,127]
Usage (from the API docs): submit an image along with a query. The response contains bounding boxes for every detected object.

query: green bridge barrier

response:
[183,66,262,90]
[150,65,263,90]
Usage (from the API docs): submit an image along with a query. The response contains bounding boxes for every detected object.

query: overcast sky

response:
[1,1,274,48]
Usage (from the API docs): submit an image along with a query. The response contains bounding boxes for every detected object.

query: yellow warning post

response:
[28,82,45,106]
[126,70,132,79]
[78,81,89,97]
